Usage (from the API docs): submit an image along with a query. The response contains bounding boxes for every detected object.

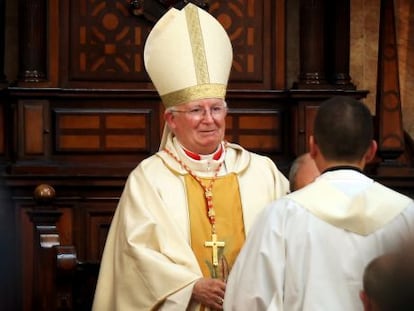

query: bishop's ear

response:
[164,111,177,130]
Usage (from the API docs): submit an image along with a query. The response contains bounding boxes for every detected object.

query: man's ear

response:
[359,290,372,311]
[309,135,317,158]
[164,111,176,130]
[364,140,378,163]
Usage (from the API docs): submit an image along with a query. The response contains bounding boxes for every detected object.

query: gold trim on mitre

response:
[162,84,226,108]
[143,3,233,107]
[185,4,209,85]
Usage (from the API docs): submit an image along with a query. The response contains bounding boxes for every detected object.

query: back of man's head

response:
[362,254,397,311]
[362,247,414,311]
[313,96,373,162]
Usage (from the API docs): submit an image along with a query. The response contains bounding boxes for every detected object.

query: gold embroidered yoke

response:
[185,173,245,279]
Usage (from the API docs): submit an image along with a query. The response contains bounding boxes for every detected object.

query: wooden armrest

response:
[55,245,100,311]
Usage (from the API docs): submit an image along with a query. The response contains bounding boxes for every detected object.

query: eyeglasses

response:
[171,105,228,120]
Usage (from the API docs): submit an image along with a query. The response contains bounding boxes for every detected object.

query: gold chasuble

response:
[185,173,245,280]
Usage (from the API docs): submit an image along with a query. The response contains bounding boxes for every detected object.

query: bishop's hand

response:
[192,277,226,310]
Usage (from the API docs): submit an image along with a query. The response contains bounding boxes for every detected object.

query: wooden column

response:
[295,0,355,90]
[0,0,6,83]
[18,0,47,82]
[28,184,61,311]
[375,0,405,164]
[0,176,16,311]
[295,0,328,88]
[326,0,355,89]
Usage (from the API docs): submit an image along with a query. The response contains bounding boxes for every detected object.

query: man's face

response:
[165,98,227,155]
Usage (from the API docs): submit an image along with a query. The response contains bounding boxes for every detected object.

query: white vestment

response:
[92,134,289,311]
[224,169,414,311]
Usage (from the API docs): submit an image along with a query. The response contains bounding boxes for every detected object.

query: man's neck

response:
[183,145,223,161]
[322,165,363,174]
[317,160,365,174]
[173,138,223,161]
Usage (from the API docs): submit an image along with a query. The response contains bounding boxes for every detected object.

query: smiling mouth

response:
[200,130,218,134]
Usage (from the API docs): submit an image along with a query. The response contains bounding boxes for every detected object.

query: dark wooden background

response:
[0,0,413,310]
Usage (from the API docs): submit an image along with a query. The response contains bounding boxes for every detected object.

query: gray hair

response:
[288,153,309,192]
[165,100,228,114]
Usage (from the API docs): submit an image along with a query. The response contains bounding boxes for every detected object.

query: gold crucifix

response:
[204,233,225,266]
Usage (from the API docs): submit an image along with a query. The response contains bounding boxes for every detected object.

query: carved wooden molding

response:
[19,0,47,82]
[129,0,209,23]
[375,0,405,163]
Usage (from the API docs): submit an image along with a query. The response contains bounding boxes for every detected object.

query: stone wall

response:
[350,0,414,137]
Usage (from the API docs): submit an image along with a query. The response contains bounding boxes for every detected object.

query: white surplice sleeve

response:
[223,201,287,311]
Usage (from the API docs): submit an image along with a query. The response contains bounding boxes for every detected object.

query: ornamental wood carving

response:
[129,0,210,22]
[66,0,283,90]
[69,0,151,82]
[375,0,405,162]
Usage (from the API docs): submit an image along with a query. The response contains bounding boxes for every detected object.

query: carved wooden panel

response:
[64,0,284,90]
[9,92,162,175]
[226,109,284,153]
[292,101,323,155]
[24,103,45,155]
[69,0,151,83]
[210,0,272,87]
[18,100,49,158]
[54,108,152,153]
[56,206,75,246]
[84,202,115,262]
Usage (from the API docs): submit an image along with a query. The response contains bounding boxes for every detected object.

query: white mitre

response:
[143,3,233,149]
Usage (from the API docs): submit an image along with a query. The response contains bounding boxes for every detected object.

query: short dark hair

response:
[363,248,414,311]
[363,254,397,311]
[313,96,373,162]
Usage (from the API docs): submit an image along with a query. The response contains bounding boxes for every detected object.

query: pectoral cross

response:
[204,233,225,266]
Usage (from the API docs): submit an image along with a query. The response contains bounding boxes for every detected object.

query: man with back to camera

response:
[224,95,414,311]
[92,3,289,311]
